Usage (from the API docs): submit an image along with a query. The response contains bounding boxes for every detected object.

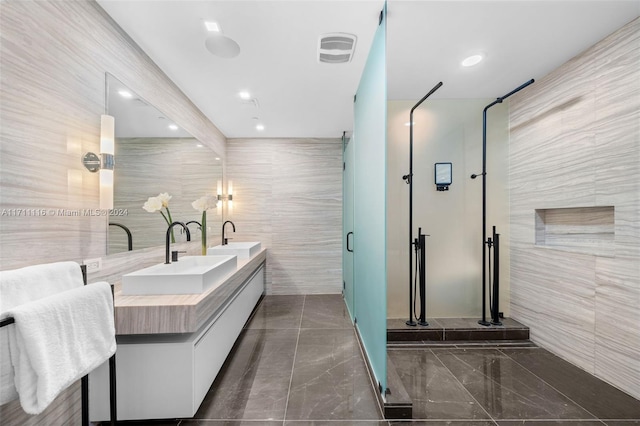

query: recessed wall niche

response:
[535,206,615,256]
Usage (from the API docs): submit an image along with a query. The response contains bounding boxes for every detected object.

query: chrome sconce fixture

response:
[82,115,115,209]
[216,180,233,215]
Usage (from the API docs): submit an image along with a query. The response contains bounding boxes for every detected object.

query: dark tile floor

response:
[389,346,640,423]
[107,295,640,425]
[184,294,382,425]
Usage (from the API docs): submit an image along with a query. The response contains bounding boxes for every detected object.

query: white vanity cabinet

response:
[90,263,265,421]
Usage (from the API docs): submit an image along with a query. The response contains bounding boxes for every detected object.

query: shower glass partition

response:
[346,4,387,395]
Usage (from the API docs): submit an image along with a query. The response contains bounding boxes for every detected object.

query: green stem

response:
[201,211,207,255]
[160,208,175,243]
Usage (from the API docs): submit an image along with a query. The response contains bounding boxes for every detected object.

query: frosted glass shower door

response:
[352,5,387,393]
[343,134,355,320]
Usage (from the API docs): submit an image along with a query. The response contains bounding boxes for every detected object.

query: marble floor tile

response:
[501,348,640,419]
[497,422,604,425]
[285,328,381,420]
[245,295,305,329]
[435,349,596,420]
[435,318,527,330]
[389,422,496,426]
[300,294,353,329]
[387,349,491,420]
[181,422,282,425]
[284,422,389,425]
[194,329,298,420]
[104,421,180,425]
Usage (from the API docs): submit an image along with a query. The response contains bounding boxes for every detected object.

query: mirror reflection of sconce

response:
[82,115,115,209]
[434,162,452,191]
[216,180,233,215]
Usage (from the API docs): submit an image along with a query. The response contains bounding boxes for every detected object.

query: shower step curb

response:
[387,317,530,343]
[387,339,538,349]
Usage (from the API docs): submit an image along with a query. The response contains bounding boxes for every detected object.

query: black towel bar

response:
[0,264,117,426]
[0,317,15,327]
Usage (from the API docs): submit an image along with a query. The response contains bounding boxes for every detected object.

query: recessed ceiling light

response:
[196,143,203,148]
[462,54,484,67]
[118,90,133,98]
[205,21,220,32]
[215,157,220,161]
[239,91,251,100]
[168,124,178,131]
[256,124,265,131]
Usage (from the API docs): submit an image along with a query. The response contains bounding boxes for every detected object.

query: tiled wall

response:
[226,138,343,295]
[0,1,226,423]
[509,17,639,399]
[0,0,225,272]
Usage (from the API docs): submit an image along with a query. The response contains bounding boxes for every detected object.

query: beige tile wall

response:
[226,138,343,295]
[509,17,639,399]
[0,1,226,423]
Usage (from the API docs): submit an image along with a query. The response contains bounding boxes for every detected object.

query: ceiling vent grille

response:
[318,33,357,64]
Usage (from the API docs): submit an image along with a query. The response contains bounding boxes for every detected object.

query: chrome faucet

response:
[166,221,191,264]
[222,220,235,245]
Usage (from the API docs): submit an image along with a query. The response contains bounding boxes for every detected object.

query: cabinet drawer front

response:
[193,266,265,408]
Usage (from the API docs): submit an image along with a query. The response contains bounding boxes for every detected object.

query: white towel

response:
[5,282,116,414]
[0,261,84,406]
[0,261,84,312]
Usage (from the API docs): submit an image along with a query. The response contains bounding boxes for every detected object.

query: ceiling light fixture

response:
[168,124,178,130]
[256,124,265,131]
[462,54,484,67]
[205,21,220,32]
[118,90,133,98]
[239,91,251,100]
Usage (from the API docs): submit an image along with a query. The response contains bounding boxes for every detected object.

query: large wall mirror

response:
[106,73,223,254]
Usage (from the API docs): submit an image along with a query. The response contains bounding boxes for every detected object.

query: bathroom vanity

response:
[89,247,266,421]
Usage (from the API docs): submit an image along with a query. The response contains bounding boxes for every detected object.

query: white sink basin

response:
[121,255,238,295]
[207,241,261,259]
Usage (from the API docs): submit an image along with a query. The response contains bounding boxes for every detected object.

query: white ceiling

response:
[97,0,639,139]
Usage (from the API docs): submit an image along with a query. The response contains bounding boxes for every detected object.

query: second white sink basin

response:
[121,255,238,295]
[207,241,261,259]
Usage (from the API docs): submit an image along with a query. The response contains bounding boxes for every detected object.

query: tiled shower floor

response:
[109,295,640,425]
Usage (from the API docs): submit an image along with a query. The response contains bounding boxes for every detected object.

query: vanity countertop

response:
[113,248,266,335]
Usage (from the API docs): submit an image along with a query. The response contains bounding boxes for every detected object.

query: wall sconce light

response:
[216,180,234,215]
[82,115,115,209]
[216,180,223,215]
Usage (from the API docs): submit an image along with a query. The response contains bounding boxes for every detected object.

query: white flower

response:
[192,195,217,212]
[142,196,162,213]
[157,192,172,207]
